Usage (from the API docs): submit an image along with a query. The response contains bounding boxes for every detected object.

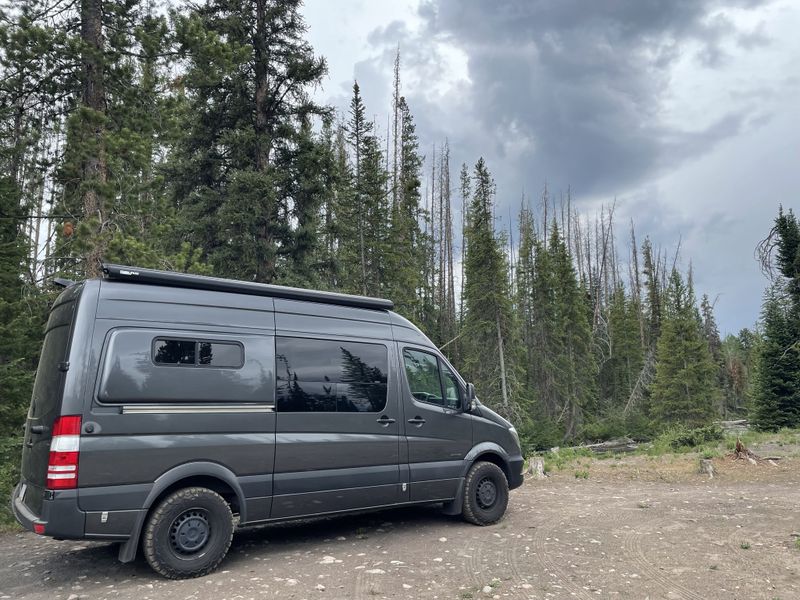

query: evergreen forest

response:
[1,0,799,514]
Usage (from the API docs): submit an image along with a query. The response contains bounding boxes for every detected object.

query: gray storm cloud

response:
[406,0,770,195]
[311,0,797,333]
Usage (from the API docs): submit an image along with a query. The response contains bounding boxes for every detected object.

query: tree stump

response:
[527,457,546,479]
[699,458,715,478]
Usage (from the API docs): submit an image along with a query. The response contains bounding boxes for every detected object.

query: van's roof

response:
[102,264,394,311]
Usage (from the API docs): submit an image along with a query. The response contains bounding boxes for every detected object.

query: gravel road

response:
[2,454,799,599]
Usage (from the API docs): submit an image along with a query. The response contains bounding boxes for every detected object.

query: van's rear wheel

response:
[462,461,509,526]
[142,487,233,579]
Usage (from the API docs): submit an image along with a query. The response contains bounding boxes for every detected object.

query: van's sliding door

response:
[271,336,401,518]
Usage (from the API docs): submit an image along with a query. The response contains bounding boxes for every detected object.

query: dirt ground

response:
[1,451,799,600]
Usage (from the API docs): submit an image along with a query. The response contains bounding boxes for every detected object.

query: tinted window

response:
[30,325,71,419]
[153,338,243,368]
[276,337,388,412]
[199,342,243,367]
[99,329,269,404]
[154,339,196,364]
[441,364,461,410]
[403,349,443,405]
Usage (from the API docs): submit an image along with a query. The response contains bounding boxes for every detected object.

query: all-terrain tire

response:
[142,487,234,579]
[462,461,509,526]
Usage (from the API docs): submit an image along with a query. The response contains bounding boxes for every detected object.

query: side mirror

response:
[464,383,476,412]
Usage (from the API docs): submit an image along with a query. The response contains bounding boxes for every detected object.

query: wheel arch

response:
[462,442,512,482]
[442,442,511,516]
[118,462,245,563]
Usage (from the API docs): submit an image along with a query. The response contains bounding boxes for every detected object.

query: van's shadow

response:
[39,504,462,584]
[225,504,461,566]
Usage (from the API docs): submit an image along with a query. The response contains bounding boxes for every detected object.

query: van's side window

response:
[153,338,243,368]
[403,349,460,409]
[441,364,461,409]
[154,339,195,364]
[276,337,388,413]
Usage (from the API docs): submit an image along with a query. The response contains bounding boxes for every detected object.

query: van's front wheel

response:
[462,461,509,526]
[142,487,234,579]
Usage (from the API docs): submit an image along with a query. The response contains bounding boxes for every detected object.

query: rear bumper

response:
[12,482,86,539]
[507,456,525,490]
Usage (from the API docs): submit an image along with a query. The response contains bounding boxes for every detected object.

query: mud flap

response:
[118,510,146,563]
[440,478,465,515]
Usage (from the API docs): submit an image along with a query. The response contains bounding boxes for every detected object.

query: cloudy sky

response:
[302,0,800,335]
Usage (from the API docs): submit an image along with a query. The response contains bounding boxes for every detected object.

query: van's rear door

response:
[19,287,79,516]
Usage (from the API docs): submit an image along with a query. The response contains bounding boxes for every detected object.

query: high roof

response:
[101,264,394,311]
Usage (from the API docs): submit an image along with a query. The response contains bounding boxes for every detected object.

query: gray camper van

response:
[12,264,524,579]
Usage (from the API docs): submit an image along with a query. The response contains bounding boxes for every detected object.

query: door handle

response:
[30,425,45,435]
[376,415,396,426]
[407,416,426,426]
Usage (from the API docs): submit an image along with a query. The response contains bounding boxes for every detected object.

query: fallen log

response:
[714,419,750,434]
[582,437,639,454]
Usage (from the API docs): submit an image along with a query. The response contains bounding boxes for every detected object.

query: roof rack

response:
[101,264,394,311]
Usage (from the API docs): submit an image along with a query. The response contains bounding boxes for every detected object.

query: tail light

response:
[46,415,81,490]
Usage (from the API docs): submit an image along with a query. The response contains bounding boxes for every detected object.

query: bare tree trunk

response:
[437,145,445,335]
[496,312,509,411]
[542,183,548,245]
[629,220,646,349]
[441,143,456,346]
[429,143,437,312]
[391,47,400,212]
[81,0,107,278]
[253,0,276,283]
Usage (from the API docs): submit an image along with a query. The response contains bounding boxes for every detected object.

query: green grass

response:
[574,469,589,479]
[725,428,800,450]
[794,538,800,551]
[542,447,594,473]
[701,448,722,459]
[740,541,751,550]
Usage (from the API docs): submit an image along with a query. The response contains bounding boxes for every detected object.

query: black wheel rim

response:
[170,509,210,556]
[476,476,497,509]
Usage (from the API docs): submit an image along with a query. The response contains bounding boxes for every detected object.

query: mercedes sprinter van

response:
[13,264,524,579]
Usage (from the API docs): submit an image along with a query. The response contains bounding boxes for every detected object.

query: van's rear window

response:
[29,325,70,419]
[153,338,243,368]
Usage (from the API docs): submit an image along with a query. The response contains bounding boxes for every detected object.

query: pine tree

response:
[641,237,662,346]
[0,163,50,435]
[700,293,727,416]
[172,0,326,283]
[343,81,373,293]
[279,115,329,287]
[547,221,597,437]
[599,283,644,411]
[385,96,426,322]
[753,286,800,429]
[650,269,720,427]
[753,207,800,429]
[462,158,522,419]
[721,329,758,416]
[515,202,537,395]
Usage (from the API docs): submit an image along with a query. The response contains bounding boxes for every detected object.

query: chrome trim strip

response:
[121,404,274,414]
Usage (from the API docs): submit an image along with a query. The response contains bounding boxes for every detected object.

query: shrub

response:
[0,436,22,529]
[651,424,724,453]
[517,417,565,454]
[580,410,658,442]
